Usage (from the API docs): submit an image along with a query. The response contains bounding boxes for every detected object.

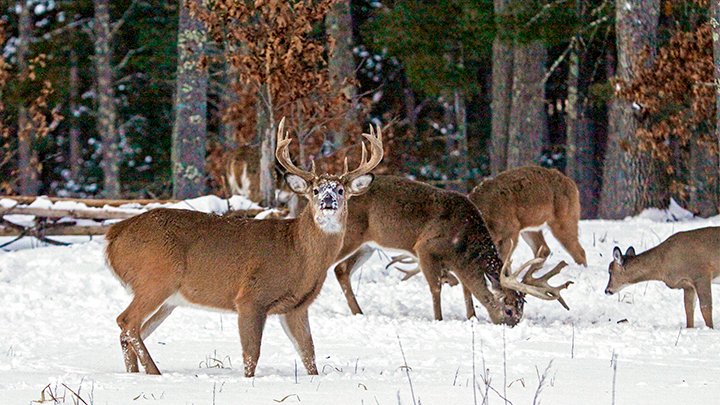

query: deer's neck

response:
[293,208,347,266]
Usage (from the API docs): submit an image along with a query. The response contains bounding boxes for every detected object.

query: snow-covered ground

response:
[1,197,719,404]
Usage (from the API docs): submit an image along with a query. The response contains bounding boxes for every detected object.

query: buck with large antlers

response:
[105,118,383,377]
[335,166,581,320]
[333,175,574,324]
[606,227,720,328]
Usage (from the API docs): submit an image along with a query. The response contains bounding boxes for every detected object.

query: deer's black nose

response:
[320,194,336,209]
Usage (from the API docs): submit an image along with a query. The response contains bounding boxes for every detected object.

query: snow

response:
[1,197,720,404]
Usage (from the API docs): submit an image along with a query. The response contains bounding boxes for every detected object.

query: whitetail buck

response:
[105,118,383,377]
[332,175,572,324]
[469,165,587,270]
[605,227,720,328]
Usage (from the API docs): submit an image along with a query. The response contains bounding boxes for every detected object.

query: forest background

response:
[0,0,718,220]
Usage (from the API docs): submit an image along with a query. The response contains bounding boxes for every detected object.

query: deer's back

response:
[344,176,495,257]
[470,166,578,230]
[647,227,720,276]
[106,208,338,312]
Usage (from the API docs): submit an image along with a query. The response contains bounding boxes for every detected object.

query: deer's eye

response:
[313,189,319,195]
[338,188,344,195]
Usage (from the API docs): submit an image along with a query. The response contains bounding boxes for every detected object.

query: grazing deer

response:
[332,176,572,324]
[469,165,587,271]
[105,118,383,377]
[605,227,720,328]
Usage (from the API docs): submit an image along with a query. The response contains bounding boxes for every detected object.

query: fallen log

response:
[0,206,138,220]
[0,196,179,208]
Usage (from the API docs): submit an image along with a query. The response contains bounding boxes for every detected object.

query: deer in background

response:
[364,165,583,318]
[105,118,383,377]
[469,165,587,271]
[332,175,572,323]
[605,227,720,328]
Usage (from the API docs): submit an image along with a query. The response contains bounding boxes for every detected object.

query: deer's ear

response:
[347,173,375,196]
[613,246,623,264]
[625,246,636,259]
[285,173,311,194]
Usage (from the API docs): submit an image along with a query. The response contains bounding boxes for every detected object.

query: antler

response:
[341,123,384,181]
[275,117,315,182]
[386,254,459,286]
[499,243,573,310]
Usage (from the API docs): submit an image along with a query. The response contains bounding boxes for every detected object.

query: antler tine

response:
[498,243,573,310]
[342,123,383,180]
[275,117,315,181]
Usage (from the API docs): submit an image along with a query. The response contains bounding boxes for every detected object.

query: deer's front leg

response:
[237,305,268,377]
[682,287,696,328]
[280,306,318,375]
[462,285,476,319]
[415,247,444,321]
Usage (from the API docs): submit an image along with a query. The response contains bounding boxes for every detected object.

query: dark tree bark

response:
[326,0,356,149]
[565,2,599,219]
[599,0,663,219]
[172,0,209,199]
[490,0,513,176]
[94,0,120,198]
[506,40,548,168]
[17,2,40,195]
[69,50,82,190]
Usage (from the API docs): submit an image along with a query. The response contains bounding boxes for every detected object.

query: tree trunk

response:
[454,89,469,193]
[490,0,512,175]
[565,39,598,219]
[17,2,40,195]
[69,50,82,190]
[172,0,209,199]
[704,0,720,217]
[94,0,120,198]
[257,84,276,207]
[506,40,548,168]
[326,0,356,150]
[599,0,663,219]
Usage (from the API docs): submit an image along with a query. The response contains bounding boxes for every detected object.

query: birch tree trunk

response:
[257,84,276,207]
[172,0,209,199]
[599,0,663,219]
[17,2,40,195]
[94,0,120,198]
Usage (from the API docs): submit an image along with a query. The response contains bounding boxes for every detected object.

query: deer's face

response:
[286,173,375,234]
[605,246,635,295]
[499,289,525,326]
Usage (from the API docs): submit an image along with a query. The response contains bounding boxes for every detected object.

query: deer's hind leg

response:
[683,287,696,328]
[334,245,375,315]
[117,289,175,375]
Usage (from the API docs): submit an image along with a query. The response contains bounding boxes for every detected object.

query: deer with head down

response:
[332,175,573,324]
[337,165,581,320]
[605,226,720,328]
[105,118,383,377]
